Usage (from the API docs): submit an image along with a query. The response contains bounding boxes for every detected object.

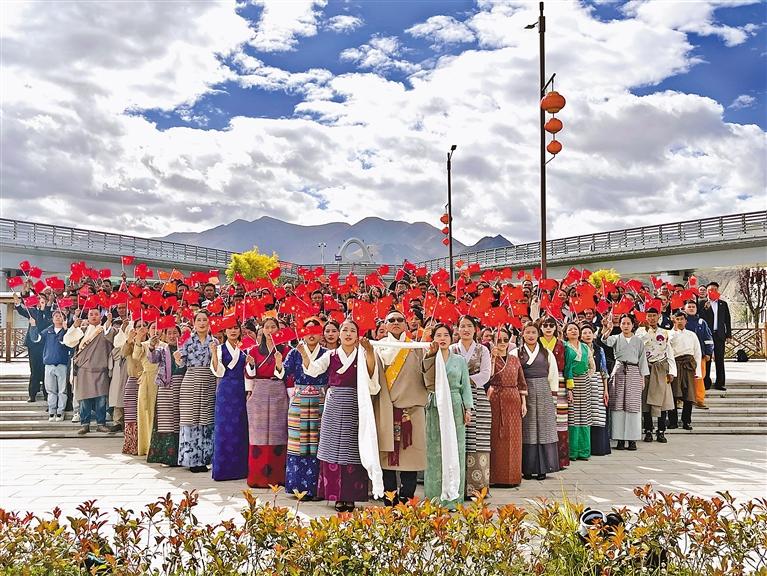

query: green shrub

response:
[1,485,765,575]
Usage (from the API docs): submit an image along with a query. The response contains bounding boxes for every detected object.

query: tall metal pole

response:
[538,1,547,277]
[447,145,457,284]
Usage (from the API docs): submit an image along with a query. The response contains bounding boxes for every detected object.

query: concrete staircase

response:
[1,363,765,439]
[0,374,121,439]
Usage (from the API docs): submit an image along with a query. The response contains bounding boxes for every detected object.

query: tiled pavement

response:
[1,433,764,524]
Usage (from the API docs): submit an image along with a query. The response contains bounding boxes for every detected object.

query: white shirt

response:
[669,329,702,378]
[710,300,719,332]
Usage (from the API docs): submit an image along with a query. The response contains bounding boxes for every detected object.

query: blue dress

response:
[212,344,249,481]
[283,346,328,497]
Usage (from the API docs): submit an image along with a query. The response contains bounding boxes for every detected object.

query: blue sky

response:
[143,1,766,132]
[3,0,766,243]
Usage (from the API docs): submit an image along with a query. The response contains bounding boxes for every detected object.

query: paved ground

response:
[1,360,765,524]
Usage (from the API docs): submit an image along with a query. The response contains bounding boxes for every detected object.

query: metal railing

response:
[2,211,765,275]
[0,218,233,268]
[417,211,767,271]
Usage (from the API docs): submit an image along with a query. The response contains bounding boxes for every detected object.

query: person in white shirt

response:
[668,311,702,431]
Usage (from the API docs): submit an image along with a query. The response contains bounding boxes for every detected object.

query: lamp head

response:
[450,144,457,151]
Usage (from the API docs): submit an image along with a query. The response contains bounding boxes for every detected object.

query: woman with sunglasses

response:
[511,322,560,480]
[488,327,527,487]
[539,317,569,469]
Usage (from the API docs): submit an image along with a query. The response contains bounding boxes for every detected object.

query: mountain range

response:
[161,216,513,263]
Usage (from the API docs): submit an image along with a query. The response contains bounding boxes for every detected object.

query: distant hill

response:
[463,234,513,253]
[161,216,512,263]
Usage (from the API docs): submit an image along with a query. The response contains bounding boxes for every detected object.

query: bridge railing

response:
[0,219,233,268]
[418,211,767,271]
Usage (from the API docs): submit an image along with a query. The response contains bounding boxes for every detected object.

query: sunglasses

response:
[542,323,556,328]
[387,317,406,323]
[497,338,510,343]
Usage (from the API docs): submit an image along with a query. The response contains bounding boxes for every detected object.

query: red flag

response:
[539,278,558,291]
[271,327,297,346]
[121,256,135,266]
[19,260,31,273]
[23,295,39,307]
[182,290,200,305]
[596,299,610,315]
[29,266,43,279]
[625,279,643,293]
[403,260,417,273]
[511,301,528,317]
[178,330,191,346]
[613,297,634,316]
[533,267,542,281]
[364,272,385,290]
[268,267,281,281]
[351,300,377,334]
[375,295,394,319]
[377,265,389,276]
[483,306,509,327]
[480,269,499,283]
[670,293,685,310]
[7,276,23,289]
[708,289,721,301]
[650,275,664,290]
[634,311,647,323]
[516,269,526,280]
[33,280,46,294]
[46,276,65,291]
[157,315,176,330]
[467,263,481,275]
[296,319,323,338]
[57,297,74,309]
[99,268,112,280]
[455,260,465,269]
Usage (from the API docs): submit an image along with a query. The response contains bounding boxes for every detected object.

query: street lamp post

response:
[318,242,327,265]
[447,144,457,284]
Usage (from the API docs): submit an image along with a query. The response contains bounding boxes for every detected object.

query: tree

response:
[226,246,280,281]
[588,268,620,290]
[737,267,767,328]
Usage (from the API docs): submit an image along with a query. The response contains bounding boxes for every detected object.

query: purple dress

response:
[212,345,249,481]
[316,351,369,503]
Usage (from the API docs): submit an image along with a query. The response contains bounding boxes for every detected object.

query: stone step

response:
[0,391,32,402]
[681,416,767,427]
[665,427,766,435]
[706,389,767,398]
[0,420,118,431]
[703,397,767,407]
[0,400,50,412]
[692,406,767,415]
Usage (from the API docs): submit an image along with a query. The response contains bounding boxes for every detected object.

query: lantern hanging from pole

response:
[544,117,563,134]
[547,139,562,155]
[540,91,566,114]
[442,238,450,246]
[441,226,450,235]
[440,213,449,225]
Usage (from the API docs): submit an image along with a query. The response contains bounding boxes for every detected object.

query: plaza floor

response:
[1,433,765,524]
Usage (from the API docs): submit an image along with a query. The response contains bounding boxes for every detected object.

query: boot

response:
[77,425,90,435]
[627,441,637,451]
[615,440,625,450]
[643,431,653,443]
[95,424,112,433]
[656,432,667,443]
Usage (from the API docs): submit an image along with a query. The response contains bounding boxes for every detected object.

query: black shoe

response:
[615,441,625,450]
[713,385,726,391]
[656,432,667,443]
[683,423,693,431]
[383,494,398,507]
[334,501,346,513]
[627,441,637,451]
[643,432,653,443]
[535,474,547,481]
[27,396,36,403]
[523,474,533,481]
[189,465,209,473]
[667,423,678,430]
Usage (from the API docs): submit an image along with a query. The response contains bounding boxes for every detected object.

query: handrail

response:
[2,211,765,274]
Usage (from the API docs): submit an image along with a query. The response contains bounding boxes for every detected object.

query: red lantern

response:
[441,226,449,235]
[544,117,563,134]
[540,91,566,114]
[442,238,450,246]
[547,140,562,155]
[440,213,449,224]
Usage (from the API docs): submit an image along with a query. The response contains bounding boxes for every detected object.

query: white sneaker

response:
[48,415,55,422]
[72,413,80,423]
[55,414,64,422]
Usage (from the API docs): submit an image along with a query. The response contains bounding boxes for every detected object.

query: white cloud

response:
[249,0,327,52]
[728,94,757,109]
[1,0,764,246]
[325,15,364,33]
[340,35,420,74]
[406,15,475,48]
[622,0,761,47]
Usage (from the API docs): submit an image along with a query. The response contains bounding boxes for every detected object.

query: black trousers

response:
[667,402,693,427]
[383,469,418,500]
[642,411,666,433]
[28,345,45,399]
[705,334,727,388]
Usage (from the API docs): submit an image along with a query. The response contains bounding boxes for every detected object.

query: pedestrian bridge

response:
[1,211,765,281]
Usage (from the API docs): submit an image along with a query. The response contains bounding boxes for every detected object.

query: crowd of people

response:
[10,258,731,511]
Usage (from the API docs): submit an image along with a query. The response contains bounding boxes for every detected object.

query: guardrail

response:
[0,219,233,268]
[2,211,765,275]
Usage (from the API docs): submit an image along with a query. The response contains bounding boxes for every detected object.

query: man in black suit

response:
[700,281,732,391]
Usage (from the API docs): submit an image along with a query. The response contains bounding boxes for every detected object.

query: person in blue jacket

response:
[683,300,714,409]
[28,310,73,421]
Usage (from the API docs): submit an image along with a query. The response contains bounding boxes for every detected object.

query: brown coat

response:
[374,348,429,471]
[71,327,115,401]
